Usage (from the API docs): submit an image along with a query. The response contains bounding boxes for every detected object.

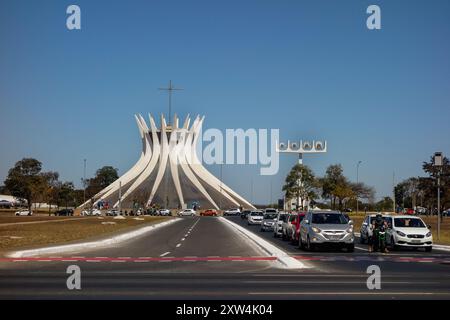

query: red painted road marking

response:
[0,256,277,263]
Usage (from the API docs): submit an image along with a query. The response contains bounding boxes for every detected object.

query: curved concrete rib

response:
[168,114,185,208]
[178,115,219,210]
[146,114,170,206]
[189,117,255,209]
[186,116,241,207]
[79,114,149,208]
[100,115,153,206]
[114,114,161,208]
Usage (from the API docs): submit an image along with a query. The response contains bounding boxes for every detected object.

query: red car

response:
[405,208,415,215]
[290,212,306,243]
[200,209,217,217]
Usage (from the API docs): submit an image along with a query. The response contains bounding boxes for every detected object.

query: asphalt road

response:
[0,216,449,299]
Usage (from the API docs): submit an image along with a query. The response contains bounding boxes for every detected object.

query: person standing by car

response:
[368,219,375,253]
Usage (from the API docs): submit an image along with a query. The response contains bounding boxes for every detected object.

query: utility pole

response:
[219,163,223,210]
[118,181,122,214]
[83,159,87,208]
[356,161,362,214]
[392,171,396,213]
[158,80,183,126]
[434,152,443,240]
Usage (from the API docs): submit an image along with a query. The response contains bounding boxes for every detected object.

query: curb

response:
[219,217,309,269]
[8,218,180,258]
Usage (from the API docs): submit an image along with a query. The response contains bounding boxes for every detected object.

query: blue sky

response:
[1,0,449,204]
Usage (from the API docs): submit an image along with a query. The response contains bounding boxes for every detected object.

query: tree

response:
[58,182,75,209]
[375,197,394,211]
[4,158,46,213]
[86,166,119,198]
[282,164,318,210]
[320,164,346,209]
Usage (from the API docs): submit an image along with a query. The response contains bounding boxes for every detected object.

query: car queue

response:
[242,208,434,253]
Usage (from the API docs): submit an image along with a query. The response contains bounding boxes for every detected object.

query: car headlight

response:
[396,231,406,237]
[346,227,353,233]
[311,227,321,233]
[426,231,432,237]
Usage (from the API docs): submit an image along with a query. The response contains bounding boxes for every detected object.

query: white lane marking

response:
[248,292,447,296]
[185,234,189,237]
[181,238,186,241]
[244,280,421,284]
[111,260,126,263]
[355,246,369,252]
[176,243,181,248]
[160,252,170,257]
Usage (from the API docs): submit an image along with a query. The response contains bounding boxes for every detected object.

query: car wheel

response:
[307,236,314,251]
[390,237,398,251]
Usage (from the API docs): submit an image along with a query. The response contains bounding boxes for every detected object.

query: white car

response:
[386,215,433,252]
[106,209,121,216]
[15,209,33,216]
[247,211,264,225]
[158,209,171,216]
[179,209,196,217]
[83,209,102,216]
[224,208,241,216]
[273,212,288,238]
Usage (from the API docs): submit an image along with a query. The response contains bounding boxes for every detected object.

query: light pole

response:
[356,161,362,214]
[219,162,223,210]
[276,140,327,212]
[83,159,87,208]
[434,152,443,240]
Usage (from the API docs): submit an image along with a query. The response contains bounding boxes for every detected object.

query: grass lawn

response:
[0,216,170,254]
[348,213,450,245]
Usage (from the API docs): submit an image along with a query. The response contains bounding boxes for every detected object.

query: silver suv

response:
[299,211,354,252]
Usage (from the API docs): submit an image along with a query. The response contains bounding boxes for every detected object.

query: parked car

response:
[0,200,12,209]
[386,215,432,252]
[240,210,252,219]
[179,209,196,217]
[158,209,171,216]
[264,208,278,214]
[53,209,74,216]
[223,208,241,216]
[273,212,288,238]
[288,212,306,243]
[15,209,33,216]
[281,213,297,240]
[200,209,217,216]
[82,209,102,216]
[405,208,415,215]
[106,209,121,216]
[247,210,264,225]
[260,212,278,232]
[299,211,354,252]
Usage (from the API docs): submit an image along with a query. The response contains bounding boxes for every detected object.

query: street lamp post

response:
[434,152,443,240]
[83,159,86,208]
[356,161,362,214]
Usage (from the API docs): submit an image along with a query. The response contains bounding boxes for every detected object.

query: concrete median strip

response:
[8,218,181,258]
[218,217,309,269]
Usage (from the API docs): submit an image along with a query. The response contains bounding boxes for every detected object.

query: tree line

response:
[282,163,376,211]
[1,158,119,213]
[394,155,449,213]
